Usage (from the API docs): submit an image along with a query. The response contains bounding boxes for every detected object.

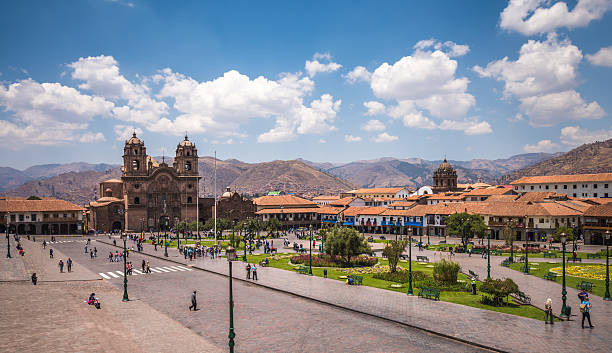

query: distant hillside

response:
[504,139,612,182]
[0,167,33,192]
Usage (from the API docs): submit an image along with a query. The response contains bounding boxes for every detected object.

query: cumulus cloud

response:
[438,119,493,135]
[372,132,398,143]
[474,34,604,127]
[361,119,386,132]
[305,52,342,78]
[500,0,612,36]
[344,66,372,83]
[363,101,386,116]
[344,135,362,142]
[79,132,106,143]
[401,112,438,130]
[560,125,612,146]
[414,39,469,57]
[114,125,143,141]
[523,139,560,152]
[586,46,612,67]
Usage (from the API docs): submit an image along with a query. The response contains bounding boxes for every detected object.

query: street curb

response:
[98,239,503,353]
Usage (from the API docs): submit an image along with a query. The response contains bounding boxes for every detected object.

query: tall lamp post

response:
[308,224,313,276]
[523,231,530,274]
[175,217,180,250]
[122,233,129,302]
[487,230,491,279]
[560,233,568,318]
[164,230,168,257]
[6,212,11,258]
[604,230,611,301]
[226,245,237,353]
[407,227,413,296]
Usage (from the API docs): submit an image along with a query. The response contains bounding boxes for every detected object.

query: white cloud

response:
[305,53,342,78]
[560,125,612,146]
[114,125,143,141]
[500,0,612,36]
[0,78,114,147]
[344,135,362,142]
[438,119,493,135]
[79,132,106,143]
[520,90,605,127]
[401,112,438,130]
[344,66,372,84]
[523,139,560,152]
[318,139,326,144]
[363,101,386,116]
[586,46,612,67]
[372,132,398,143]
[361,119,386,132]
[414,39,469,57]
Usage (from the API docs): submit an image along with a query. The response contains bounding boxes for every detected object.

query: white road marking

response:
[99,273,111,279]
[175,265,192,271]
[162,266,178,272]
[170,266,186,271]
[133,269,143,275]
[155,267,171,273]
[115,271,125,277]
[149,268,162,273]
[107,272,120,278]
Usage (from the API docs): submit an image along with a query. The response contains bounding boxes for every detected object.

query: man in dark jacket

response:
[189,290,197,311]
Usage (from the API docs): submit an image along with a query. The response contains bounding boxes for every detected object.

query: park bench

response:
[399,254,409,260]
[544,272,558,281]
[296,265,309,275]
[468,270,479,280]
[586,253,601,259]
[471,248,484,254]
[270,247,277,254]
[578,281,594,292]
[348,275,363,285]
[491,250,502,256]
[549,246,560,251]
[511,291,531,305]
[517,256,526,263]
[501,259,511,267]
[566,257,582,263]
[418,286,440,301]
[416,255,429,262]
[543,252,557,258]
[438,240,446,244]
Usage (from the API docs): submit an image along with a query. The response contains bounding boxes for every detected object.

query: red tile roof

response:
[329,197,360,206]
[584,203,612,217]
[253,195,317,207]
[511,173,612,185]
[255,207,320,215]
[0,198,84,212]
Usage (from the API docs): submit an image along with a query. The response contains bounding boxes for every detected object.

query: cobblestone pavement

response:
[55,240,489,353]
[94,238,611,353]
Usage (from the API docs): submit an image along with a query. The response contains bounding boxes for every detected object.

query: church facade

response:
[432,158,459,193]
[87,133,201,233]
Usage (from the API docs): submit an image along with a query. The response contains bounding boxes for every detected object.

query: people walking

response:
[544,298,554,324]
[580,295,594,328]
[146,261,151,274]
[189,290,197,311]
[246,263,251,279]
[31,272,37,285]
[67,258,73,272]
[252,264,258,280]
[84,245,88,254]
[42,240,46,249]
[142,259,146,273]
[90,250,94,259]
[49,248,54,259]
[94,247,97,257]
[58,259,64,272]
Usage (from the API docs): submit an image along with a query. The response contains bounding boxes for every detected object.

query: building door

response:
[112,221,122,232]
[159,216,170,231]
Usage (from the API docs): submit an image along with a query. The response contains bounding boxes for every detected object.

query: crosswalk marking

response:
[133,269,143,275]
[175,265,192,271]
[99,264,195,280]
[99,272,111,279]
[156,267,171,273]
[149,268,162,273]
[115,271,125,277]
[162,266,177,272]
[171,266,186,271]
[107,271,120,278]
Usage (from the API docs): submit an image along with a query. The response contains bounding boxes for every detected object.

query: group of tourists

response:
[543,290,594,328]
[57,258,72,272]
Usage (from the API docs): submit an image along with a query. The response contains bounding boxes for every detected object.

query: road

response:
[53,240,488,353]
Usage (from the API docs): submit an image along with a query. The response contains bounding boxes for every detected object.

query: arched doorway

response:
[112,221,122,232]
[42,224,50,234]
[27,224,37,235]
[0,224,5,233]
[159,216,170,231]
[17,224,26,234]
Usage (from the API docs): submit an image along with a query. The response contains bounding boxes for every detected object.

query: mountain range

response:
[3,139,612,205]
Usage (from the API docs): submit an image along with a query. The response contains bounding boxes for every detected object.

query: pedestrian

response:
[246,263,251,279]
[94,247,97,257]
[580,295,594,328]
[468,248,472,257]
[154,242,157,251]
[90,250,94,259]
[545,298,554,324]
[189,290,197,311]
[58,259,64,272]
[49,248,54,259]
[67,258,72,272]
[252,264,258,280]
[42,240,46,249]
[142,259,146,273]
[109,252,113,262]
[323,268,327,278]
[84,245,88,254]
[113,239,116,246]
[146,261,151,274]
[31,272,37,285]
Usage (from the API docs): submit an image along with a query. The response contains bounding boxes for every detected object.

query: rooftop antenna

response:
[162,148,165,164]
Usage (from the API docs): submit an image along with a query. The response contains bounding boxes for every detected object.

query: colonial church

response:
[432,158,459,193]
[87,133,200,233]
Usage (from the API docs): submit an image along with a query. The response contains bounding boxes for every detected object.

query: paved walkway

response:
[100,238,611,353]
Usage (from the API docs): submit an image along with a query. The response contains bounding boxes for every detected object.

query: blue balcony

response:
[343,221,354,226]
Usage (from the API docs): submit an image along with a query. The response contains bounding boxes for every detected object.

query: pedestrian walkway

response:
[98,238,610,353]
[98,265,192,279]
[49,240,87,244]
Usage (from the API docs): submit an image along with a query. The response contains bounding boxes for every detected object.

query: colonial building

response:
[0,197,84,235]
[214,187,256,222]
[510,173,612,199]
[87,133,201,233]
[432,158,459,193]
[254,195,319,229]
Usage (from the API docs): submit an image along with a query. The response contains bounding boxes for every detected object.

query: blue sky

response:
[1,0,611,169]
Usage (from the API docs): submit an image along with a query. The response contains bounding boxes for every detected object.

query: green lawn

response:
[243,253,550,321]
[424,243,604,259]
[508,261,610,298]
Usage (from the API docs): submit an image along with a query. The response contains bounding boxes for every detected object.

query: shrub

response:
[373,270,426,283]
[414,278,468,292]
[290,254,377,268]
[324,227,371,266]
[433,259,460,284]
[382,240,408,273]
[479,278,519,306]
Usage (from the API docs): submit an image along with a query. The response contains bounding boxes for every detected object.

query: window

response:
[53,214,59,218]
[605,193,609,198]
[554,185,558,189]
[573,193,577,197]
[187,196,193,203]
[134,197,140,205]
[19,214,24,221]
[186,151,191,156]
[514,186,518,190]
[132,160,140,171]
[187,184,193,189]
[573,185,577,189]
[594,184,598,189]
[133,149,138,155]
[134,184,140,189]
[31,214,36,221]
[44,214,48,219]
[161,193,166,201]
[539,218,544,223]
[530,186,534,190]
[185,161,192,171]
[538,185,542,189]
[522,186,525,190]
[545,185,549,190]
[594,193,598,197]
[605,184,609,188]
[63,214,67,218]
[10,215,15,222]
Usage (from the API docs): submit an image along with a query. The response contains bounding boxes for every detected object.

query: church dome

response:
[179,135,193,147]
[126,132,143,145]
[437,158,454,172]
[221,187,235,198]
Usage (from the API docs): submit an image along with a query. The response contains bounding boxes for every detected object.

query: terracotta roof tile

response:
[316,206,344,215]
[253,195,317,207]
[0,198,84,212]
[329,197,360,206]
[584,203,612,217]
[511,173,612,185]
[463,187,514,196]
[515,192,566,202]
[349,187,407,194]
[313,195,341,200]
[255,207,320,215]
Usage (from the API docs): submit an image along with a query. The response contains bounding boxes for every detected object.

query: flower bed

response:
[289,254,377,268]
[549,265,607,280]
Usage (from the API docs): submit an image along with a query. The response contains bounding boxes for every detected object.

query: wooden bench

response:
[416,255,429,262]
[543,252,557,258]
[468,270,479,280]
[544,272,558,281]
[566,257,582,263]
[501,259,511,267]
[491,250,502,256]
[399,254,409,260]
[549,246,560,251]
[418,286,440,300]
[296,265,309,275]
[586,253,601,259]
[578,281,594,292]
[348,275,363,285]
[438,240,446,244]
[512,291,531,305]
[471,248,484,254]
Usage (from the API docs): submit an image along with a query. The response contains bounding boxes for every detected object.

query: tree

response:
[324,227,371,266]
[445,212,487,249]
[382,240,408,273]
[265,218,282,236]
[502,225,515,246]
[480,278,519,306]
[553,226,574,242]
[433,259,460,284]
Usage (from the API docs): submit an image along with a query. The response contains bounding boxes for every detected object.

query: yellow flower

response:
[550,265,609,281]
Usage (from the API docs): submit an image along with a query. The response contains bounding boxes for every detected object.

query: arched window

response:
[132,160,140,171]
[133,149,138,155]
[185,161,192,171]
[186,151,191,156]
[134,197,140,205]
[187,196,193,203]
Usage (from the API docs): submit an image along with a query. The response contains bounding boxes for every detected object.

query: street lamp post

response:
[487,230,491,279]
[122,233,129,302]
[226,245,237,353]
[604,230,611,301]
[164,231,168,257]
[523,232,530,274]
[243,227,248,262]
[407,227,413,296]
[6,212,11,258]
[560,233,568,318]
[175,217,180,250]
[309,224,313,276]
